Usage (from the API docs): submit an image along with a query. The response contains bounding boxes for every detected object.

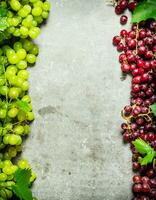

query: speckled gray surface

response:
[21,1,133,200]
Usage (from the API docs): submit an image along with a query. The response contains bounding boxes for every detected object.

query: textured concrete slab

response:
[22,1,133,200]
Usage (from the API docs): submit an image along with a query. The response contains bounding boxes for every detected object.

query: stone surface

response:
[22,1,133,199]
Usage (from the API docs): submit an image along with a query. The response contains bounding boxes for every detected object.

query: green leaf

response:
[140,151,155,165]
[132,0,156,23]
[0,17,8,31]
[0,7,7,17]
[132,138,154,155]
[17,100,31,113]
[12,169,33,200]
[150,103,156,116]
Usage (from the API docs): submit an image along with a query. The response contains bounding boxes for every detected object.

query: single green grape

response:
[8,108,19,118]
[10,0,21,11]
[27,112,35,121]
[0,173,7,181]
[8,87,19,99]
[0,109,7,119]
[22,95,31,102]
[16,48,27,60]
[18,159,29,169]
[13,41,22,51]
[26,54,36,63]
[13,125,24,135]
[18,69,29,80]
[17,60,27,69]
[8,53,19,64]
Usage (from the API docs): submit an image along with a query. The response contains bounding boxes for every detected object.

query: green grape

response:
[7,26,15,34]
[0,86,9,96]
[27,112,35,121]
[18,8,28,18]
[8,87,19,99]
[7,11,14,18]
[16,48,27,60]
[20,26,29,36]
[22,95,31,102]
[16,145,22,152]
[18,159,29,169]
[32,7,42,16]
[34,0,43,7]
[13,28,21,37]
[22,15,33,28]
[26,54,36,63]
[0,109,7,119]
[2,129,7,136]
[6,65,17,78]
[3,160,12,167]
[0,189,7,198]
[3,152,11,160]
[8,134,22,145]
[32,20,37,27]
[16,77,24,87]
[17,110,26,121]
[43,1,51,11]
[4,123,13,131]
[21,81,29,91]
[13,125,24,135]
[8,53,19,64]
[2,166,13,175]
[34,16,43,24]
[23,5,32,14]
[29,27,41,39]
[2,45,11,54]
[29,44,39,55]
[16,60,27,69]
[22,39,33,51]
[10,0,21,11]
[42,11,49,19]
[6,175,14,181]
[13,42,22,51]
[8,147,17,158]
[0,173,7,181]
[18,69,29,80]
[8,75,18,85]
[6,49,15,57]
[8,108,18,118]
[0,75,6,86]
[23,124,30,135]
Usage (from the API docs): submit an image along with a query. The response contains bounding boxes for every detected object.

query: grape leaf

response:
[140,151,155,165]
[150,103,156,116]
[17,100,31,113]
[132,0,156,23]
[0,7,7,17]
[12,169,33,200]
[0,17,8,31]
[132,138,154,155]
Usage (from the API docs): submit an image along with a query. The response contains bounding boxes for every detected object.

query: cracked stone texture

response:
[22,0,133,200]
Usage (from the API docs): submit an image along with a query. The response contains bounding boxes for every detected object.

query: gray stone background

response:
[22,0,133,199]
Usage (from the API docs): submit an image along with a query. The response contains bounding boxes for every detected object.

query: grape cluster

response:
[0,0,50,199]
[113,1,156,200]
[0,0,50,42]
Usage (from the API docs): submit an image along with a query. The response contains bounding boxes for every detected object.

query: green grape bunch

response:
[0,0,50,41]
[0,0,51,199]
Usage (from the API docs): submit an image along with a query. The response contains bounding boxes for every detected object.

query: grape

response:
[112,1,156,199]
[0,0,50,198]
